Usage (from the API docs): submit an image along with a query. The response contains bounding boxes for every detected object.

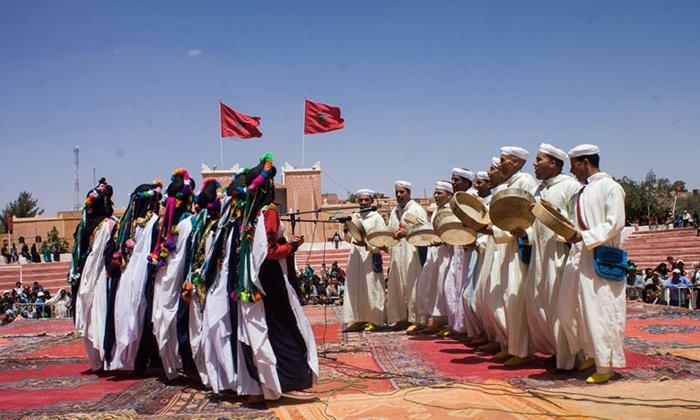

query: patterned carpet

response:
[2,303,700,419]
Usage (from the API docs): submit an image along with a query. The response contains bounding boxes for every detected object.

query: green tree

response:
[40,226,70,255]
[0,191,44,234]
[615,176,646,223]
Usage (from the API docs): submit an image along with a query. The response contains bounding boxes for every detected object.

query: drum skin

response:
[489,188,536,232]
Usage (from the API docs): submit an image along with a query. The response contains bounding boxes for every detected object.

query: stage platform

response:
[2,302,700,419]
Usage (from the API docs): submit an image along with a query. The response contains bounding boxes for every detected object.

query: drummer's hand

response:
[429,240,443,247]
[566,231,583,244]
[510,227,527,238]
[463,242,478,252]
[291,235,305,245]
[379,246,389,254]
[394,228,407,240]
[479,224,493,235]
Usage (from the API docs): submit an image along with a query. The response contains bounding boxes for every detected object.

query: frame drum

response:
[367,226,398,248]
[406,224,440,247]
[432,207,476,246]
[532,199,576,239]
[489,188,536,232]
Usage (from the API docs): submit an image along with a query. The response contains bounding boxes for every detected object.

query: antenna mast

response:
[73,146,80,211]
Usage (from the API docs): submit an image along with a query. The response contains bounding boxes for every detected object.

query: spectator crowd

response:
[626,256,700,308]
[0,281,72,325]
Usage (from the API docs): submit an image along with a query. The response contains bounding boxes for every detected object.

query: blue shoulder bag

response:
[593,246,627,281]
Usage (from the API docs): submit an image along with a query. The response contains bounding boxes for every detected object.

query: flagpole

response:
[219,97,224,169]
[302,94,307,168]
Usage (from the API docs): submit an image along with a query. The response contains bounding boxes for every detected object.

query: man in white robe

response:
[343,189,387,332]
[524,144,581,370]
[463,170,493,345]
[475,158,507,352]
[558,144,626,384]
[410,181,454,334]
[439,168,477,337]
[489,147,537,366]
[386,180,426,330]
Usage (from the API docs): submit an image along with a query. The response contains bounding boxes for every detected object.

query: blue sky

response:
[1,0,699,215]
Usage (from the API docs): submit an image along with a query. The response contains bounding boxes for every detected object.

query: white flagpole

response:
[219,97,224,169]
[302,94,307,168]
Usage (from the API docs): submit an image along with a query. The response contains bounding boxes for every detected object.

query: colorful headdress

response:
[84,177,114,217]
[110,180,163,271]
[194,179,223,215]
[148,169,195,267]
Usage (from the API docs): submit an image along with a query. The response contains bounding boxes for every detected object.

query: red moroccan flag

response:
[220,102,263,139]
[304,99,345,134]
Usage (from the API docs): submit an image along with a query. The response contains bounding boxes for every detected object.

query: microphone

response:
[335,206,378,222]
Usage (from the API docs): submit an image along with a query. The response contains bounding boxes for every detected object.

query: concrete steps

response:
[621,227,700,269]
[0,262,71,295]
[295,248,392,276]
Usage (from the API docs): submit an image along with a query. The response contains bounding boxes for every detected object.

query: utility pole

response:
[73,146,80,211]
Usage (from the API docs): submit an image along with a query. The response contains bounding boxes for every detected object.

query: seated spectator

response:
[304,264,314,282]
[0,312,15,326]
[31,282,44,294]
[643,268,653,283]
[10,243,18,263]
[47,288,71,318]
[643,272,666,305]
[1,245,9,264]
[326,279,340,304]
[21,243,30,261]
[676,259,688,276]
[35,292,50,318]
[30,244,41,263]
[1,290,15,315]
[626,263,646,300]
[13,282,23,297]
[320,263,329,282]
[654,262,670,279]
[665,268,693,307]
[307,279,319,305]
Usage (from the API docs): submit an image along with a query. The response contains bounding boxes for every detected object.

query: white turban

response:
[355,189,374,198]
[452,168,475,181]
[491,157,501,168]
[435,181,454,193]
[394,180,413,190]
[539,143,568,161]
[500,146,529,160]
[476,171,489,181]
[568,144,600,158]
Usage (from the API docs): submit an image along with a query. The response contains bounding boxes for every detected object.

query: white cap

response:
[568,144,600,158]
[476,171,490,181]
[500,146,529,160]
[539,143,568,161]
[491,157,501,168]
[355,189,374,198]
[672,268,681,274]
[37,292,45,297]
[451,168,475,181]
[3,290,9,295]
[394,180,413,190]
[435,181,454,193]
